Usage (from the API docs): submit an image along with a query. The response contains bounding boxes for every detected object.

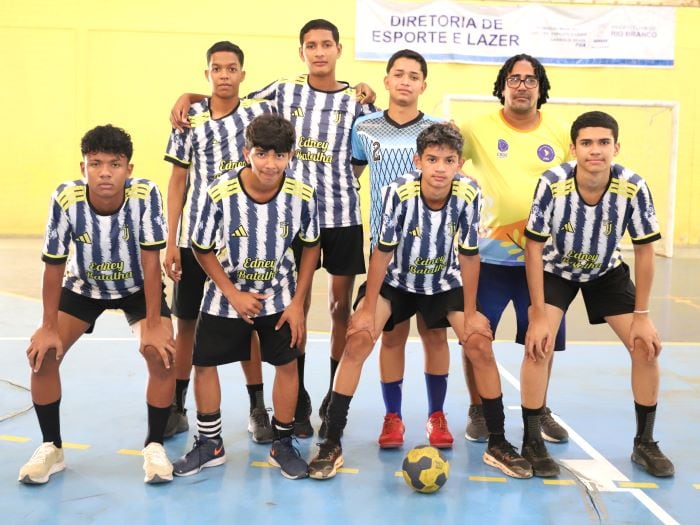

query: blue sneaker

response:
[172,435,226,477]
[268,437,308,479]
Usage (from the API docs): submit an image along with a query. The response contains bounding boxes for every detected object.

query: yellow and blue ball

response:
[401,445,450,493]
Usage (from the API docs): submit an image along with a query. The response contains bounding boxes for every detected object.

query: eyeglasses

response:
[505,75,539,89]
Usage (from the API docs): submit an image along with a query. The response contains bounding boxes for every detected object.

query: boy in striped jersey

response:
[169,20,377,438]
[350,49,453,449]
[163,41,274,444]
[19,125,176,485]
[522,111,674,478]
[308,123,532,480]
[171,115,320,479]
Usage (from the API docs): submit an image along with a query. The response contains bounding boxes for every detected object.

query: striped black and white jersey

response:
[377,172,480,295]
[191,169,320,318]
[41,178,167,299]
[525,162,661,282]
[351,111,442,248]
[164,98,274,247]
[247,75,377,229]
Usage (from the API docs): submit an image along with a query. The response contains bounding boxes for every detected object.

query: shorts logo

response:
[279,221,289,239]
[75,232,92,244]
[537,144,556,162]
[231,225,248,237]
[560,221,574,234]
[497,139,509,158]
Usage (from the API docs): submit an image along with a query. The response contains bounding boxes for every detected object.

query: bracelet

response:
[633,309,650,314]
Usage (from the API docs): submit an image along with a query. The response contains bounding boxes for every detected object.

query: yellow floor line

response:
[0,435,30,443]
[617,481,658,489]
[544,479,576,486]
[251,461,274,468]
[63,442,91,450]
[469,475,507,483]
[117,449,143,456]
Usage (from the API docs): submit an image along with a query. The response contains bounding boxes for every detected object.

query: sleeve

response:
[164,125,193,168]
[376,184,402,252]
[41,189,72,265]
[246,80,279,102]
[298,190,321,246]
[139,184,167,251]
[628,178,662,244]
[456,183,480,256]
[524,177,554,242]
[191,188,222,253]
[350,120,368,165]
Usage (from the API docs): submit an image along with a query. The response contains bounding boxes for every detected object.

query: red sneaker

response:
[378,413,405,449]
[427,411,454,449]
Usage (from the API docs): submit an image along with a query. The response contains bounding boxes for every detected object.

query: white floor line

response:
[497,362,679,525]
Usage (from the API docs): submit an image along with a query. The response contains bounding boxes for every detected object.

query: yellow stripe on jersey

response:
[293,75,307,86]
[208,178,242,203]
[125,183,151,200]
[451,180,478,203]
[397,180,421,202]
[56,185,87,210]
[632,230,660,242]
[550,178,575,198]
[191,238,216,251]
[164,153,190,166]
[240,98,268,110]
[42,252,68,261]
[282,178,314,202]
[609,178,639,199]
[188,111,211,128]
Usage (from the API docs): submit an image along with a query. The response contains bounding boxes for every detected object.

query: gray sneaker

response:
[465,404,488,442]
[269,437,308,479]
[172,435,226,477]
[540,407,569,443]
[248,407,274,444]
[163,405,189,439]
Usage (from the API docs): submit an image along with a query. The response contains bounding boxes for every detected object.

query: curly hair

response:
[492,54,551,109]
[80,125,133,161]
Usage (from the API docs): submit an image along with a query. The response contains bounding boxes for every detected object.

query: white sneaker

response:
[142,442,173,484]
[18,442,65,484]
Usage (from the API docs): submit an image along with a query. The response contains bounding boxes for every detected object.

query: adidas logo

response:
[231,225,248,237]
[291,107,304,118]
[409,226,421,237]
[560,222,574,233]
[75,232,92,244]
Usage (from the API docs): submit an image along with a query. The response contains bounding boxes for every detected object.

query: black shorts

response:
[292,225,365,276]
[59,288,171,334]
[544,263,636,324]
[193,311,301,367]
[354,282,464,332]
[171,247,208,320]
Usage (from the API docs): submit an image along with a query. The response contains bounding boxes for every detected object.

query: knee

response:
[329,297,351,321]
[343,333,374,364]
[463,335,495,366]
[142,345,174,380]
[418,327,448,348]
[276,359,298,378]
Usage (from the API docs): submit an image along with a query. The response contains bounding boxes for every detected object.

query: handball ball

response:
[402,445,449,493]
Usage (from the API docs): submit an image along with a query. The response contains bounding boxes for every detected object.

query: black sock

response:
[145,404,171,446]
[272,416,294,440]
[522,405,544,443]
[482,395,506,447]
[297,353,306,393]
[246,383,265,413]
[174,379,190,412]
[635,402,657,442]
[328,357,339,392]
[325,391,352,443]
[34,399,62,448]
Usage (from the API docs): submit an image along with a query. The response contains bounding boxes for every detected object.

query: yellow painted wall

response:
[1,1,698,244]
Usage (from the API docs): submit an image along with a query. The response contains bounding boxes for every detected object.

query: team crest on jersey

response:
[122,226,130,241]
[497,138,509,158]
[603,221,613,236]
[537,144,555,162]
[448,222,458,237]
[231,225,249,237]
[279,221,289,239]
[409,226,421,237]
[75,232,92,244]
[332,111,343,124]
[291,107,305,118]
[560,221,575,234]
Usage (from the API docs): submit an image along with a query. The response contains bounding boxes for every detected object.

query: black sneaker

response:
[308,440,344,480]
[172,435,226,476]
[483,440,533,479]
[163,405,189,439]
[465,404,488,443]
[293,390,314,439]
[521,440,560,477]
[632,439,675,477]
[268,437,308,479]
[540,407,569,443]
[248,407,274,444]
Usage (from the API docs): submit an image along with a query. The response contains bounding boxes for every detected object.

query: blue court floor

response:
[0,290,698,525]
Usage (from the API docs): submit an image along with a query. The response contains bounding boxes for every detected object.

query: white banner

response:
[355,0,675,67]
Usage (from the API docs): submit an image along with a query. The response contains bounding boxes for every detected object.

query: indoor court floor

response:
[0,239,698,524]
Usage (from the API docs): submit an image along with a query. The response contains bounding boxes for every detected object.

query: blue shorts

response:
[477,263,566,351]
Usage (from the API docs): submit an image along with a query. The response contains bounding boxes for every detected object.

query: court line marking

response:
[0,435,30,443]
[544,479,576,486]
[469,475,507,483]
[497,362,679,525]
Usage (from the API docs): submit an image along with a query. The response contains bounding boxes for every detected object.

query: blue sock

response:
[425,373,448,415]
[381,379,403,418]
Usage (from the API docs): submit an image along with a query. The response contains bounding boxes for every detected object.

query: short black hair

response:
[206,41,244,67]
[80,125,133,161]
[299,19,340,45]
[386,49,428,79]
[245,114,296,154]
[570,111,619,143]
[416,123,464,157]
[493,53,551,109]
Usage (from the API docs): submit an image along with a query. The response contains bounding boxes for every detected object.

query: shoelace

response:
[251,408,272,427]
[143,445,169,466]
[315,442,339,460]
[430,414,448,431]
[383,415,402,432]
[278,437,303,458]
[638,441,664,458]
[27,443,55,465]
